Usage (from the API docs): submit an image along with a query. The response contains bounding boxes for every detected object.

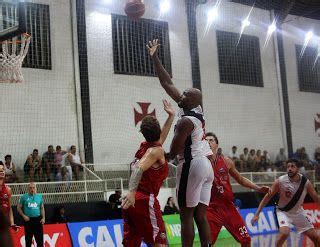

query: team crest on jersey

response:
[3,194,8,199]
[285,190,293,198]
[219,168,226,174]
[159,232,166,239]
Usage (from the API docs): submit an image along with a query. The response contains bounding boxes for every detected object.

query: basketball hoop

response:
[0,33,31,83]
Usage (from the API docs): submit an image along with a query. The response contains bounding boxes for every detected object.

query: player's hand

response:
[251,214,259,225]
[121,192,136,210]
[10,224,21,232]
[147,39,160,57]
[163,99,175,116]
[40,218,45,224]
[257,186,271,194]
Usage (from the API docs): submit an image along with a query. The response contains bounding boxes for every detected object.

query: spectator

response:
[109,190,122,210]
[25,149,42,182]
[299,147,312,170]
[17,183,45,247]
[240,147,249,171]
[163,197,179,215]
[255,150,262,165]
[54,146,67,181]
[3,155,17,183]
[228,146,239,160]
[53,206,68,223]
[275,148,287,167]
[262,150,271,163]
[247,149,256,171]
[66,145,83,180]
[42,145,55,182]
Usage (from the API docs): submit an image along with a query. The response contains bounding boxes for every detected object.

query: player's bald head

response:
[178,88,202,110]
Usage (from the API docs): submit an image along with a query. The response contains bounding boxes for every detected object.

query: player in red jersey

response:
[205,133,270,246]
[0,164,15,228]
[122,99,175,247]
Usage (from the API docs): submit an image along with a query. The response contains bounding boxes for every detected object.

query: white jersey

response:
[278,174,309,213]
[176,106,212,162]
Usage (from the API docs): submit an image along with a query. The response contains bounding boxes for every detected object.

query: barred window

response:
[0,2,51,69]
[295,45,320,93]
[112,14,172,77]
[216,30,263,87]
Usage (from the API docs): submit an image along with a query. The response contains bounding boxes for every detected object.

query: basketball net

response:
[0,33,31,83]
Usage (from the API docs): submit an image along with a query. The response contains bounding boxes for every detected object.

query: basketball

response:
[125,0,145,20]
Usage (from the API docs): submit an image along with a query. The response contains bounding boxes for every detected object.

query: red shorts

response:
[207,201,251,244]
[122,192,167,246]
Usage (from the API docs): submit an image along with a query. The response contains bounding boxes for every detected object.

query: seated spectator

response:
[298,147,312,170]
[260,156,269,171]
[54,146,67,181]
[255,150,262,165]
[163,197,179,215]
[66,145,83,180]
[262,150,271,163]
[228,146,239,160]
[53,206,69,223]
[240,147,249,171]
[109,190,122,209]
[247,149,256,171]
[275,148,287,167]
[25,149,42,182]
[42,145,55,182]
[3,155,17,183]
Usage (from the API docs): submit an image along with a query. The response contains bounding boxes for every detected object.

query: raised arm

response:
[122,148,163,209]
[159,99,175,145]
[227,157,270,193]
[147,39,181,102]
[252,179,280,224]
[170,117,193,156]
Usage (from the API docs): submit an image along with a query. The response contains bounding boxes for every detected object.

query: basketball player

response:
[0,164,16,228]
[147,39,214,246]
[205,133,270,246]
[252,159,320,247]
[121,99,175,247]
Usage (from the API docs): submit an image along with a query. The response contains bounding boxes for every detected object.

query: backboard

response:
[0,0,26,42]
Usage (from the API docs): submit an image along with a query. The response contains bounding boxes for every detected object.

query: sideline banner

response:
[10,223,72,247]
[303,203,320,228]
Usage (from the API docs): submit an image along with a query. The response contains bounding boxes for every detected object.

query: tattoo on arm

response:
[129,166,144,191]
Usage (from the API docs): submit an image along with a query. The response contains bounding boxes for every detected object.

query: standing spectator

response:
[3,155,16,183]
[66,145,84,180]
[25,149,42,182]
[228,146,239,160]
[262,150,271,164]
[53,206,68,223]
[247,149,256,171]
[275,148,287,167]
[163,197,179,215]
[54,146,67,181]
[17,183,45,247]
[42,145,55,182]
[240,147,249,171]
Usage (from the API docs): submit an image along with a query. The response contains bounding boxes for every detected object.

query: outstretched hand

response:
[163,99,175,116]
[257,186,271,195]
[147,39,160,57]
[251,215,259,225]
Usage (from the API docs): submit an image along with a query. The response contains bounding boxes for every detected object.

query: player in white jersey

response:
[252,159,320,247]
[148,39,214,246]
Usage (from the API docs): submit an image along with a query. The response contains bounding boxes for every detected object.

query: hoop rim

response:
[0,33,31,44]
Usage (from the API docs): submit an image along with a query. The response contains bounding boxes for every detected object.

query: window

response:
[295,45,320,93]
[216,30,263,87]
[0,2,51,69]
[112,14,172,77]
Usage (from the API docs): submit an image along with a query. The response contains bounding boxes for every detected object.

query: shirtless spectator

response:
[43,145,55,182]
[25,149,42,182]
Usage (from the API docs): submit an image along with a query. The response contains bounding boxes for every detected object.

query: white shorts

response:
[276,208,314,234]
[176,156,214,208]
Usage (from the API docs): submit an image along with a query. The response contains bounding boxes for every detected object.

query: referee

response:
[17,183,45,247]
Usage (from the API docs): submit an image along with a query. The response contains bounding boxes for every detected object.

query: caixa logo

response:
[305,209,320,224]
[19,233,60,247]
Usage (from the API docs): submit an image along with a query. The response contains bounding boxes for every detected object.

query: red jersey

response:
[131,141,168,197]
[210,155,234,204]
[0,183,11,216]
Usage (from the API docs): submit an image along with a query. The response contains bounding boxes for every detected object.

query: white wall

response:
[282,16,320,157]
[197,2,285,158]
[85,0,192,164]
[0,0,79,167]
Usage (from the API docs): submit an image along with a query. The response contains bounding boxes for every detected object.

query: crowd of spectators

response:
[1,145,84,183]
[225,146,320,174]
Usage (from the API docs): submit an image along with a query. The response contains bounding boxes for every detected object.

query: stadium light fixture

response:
[207,7,218,22]
[160,0,170,14]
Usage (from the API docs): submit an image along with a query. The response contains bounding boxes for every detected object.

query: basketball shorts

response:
[207,201,251,244]
[122,193,167,246]
[176,156,214,208]
[276,208,314,234]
